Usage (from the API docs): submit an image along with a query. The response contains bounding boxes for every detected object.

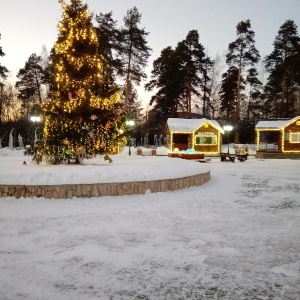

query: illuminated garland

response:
[33,0,127,164]
[169,122,223,154]
[255,117,300,153]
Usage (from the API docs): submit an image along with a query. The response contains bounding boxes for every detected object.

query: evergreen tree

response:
[39,46,52,98]
[120,82,144,143]
[146,106,167,139]
[145,46,183,119]
[263,76,282,118]
[120,81,143,121]
[95,11,122,97]
[207,54,224,119]
[219,66,240,121]
[33,0,126,164]
[175,30,211,117]
[226,19,260,142]
[264,20,300,118]
[118,7,152,113]
[201,52,212,117]
[146,30,210,120]
[15,53,46,115]
[0,81,6,138]
[0,33,8,79]
[0,33,8,137]
[246,67,263,120]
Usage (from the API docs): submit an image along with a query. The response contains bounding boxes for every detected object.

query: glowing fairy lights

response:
[33,0,127,164]
[255,117,300,154]
[168,121,223,154]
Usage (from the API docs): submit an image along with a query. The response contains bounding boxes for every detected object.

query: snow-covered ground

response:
[0,146,299,299]
[0,147,210,185]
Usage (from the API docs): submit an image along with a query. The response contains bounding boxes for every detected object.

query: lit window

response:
[195,136,217,145]
[290,132,300,143]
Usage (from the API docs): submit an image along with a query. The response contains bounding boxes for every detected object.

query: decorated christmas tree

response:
[34,0,127,164]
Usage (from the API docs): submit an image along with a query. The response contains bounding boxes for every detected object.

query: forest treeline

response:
[0,3,300,146]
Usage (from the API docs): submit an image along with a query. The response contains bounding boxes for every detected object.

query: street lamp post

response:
[223,125,233,154]
[126,120,135,155]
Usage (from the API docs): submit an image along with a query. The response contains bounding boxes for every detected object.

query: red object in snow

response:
[23,161,27,165]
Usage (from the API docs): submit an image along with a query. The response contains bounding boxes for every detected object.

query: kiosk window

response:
[290,132,300,143]
[195,136,217,145]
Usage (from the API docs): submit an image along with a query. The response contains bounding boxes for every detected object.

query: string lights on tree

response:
[33,0,127,164]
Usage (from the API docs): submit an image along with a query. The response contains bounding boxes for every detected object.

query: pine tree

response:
[15,53,46,114]
[145,46,183,118]
[263,76,282,118]
[146,31,211,120]
[0,33,8,79]
[264,20,300,118]
[226,19,260,142]
[0,33,8,139]
[118,7,152,113]
[33,0,126,164]
[246,67,263,120]
[175,30,211,118]
[207,54,224,119]
[95,11,122,97]
[201,52,212,117]
[219,66,240,121]
[120,82,144,144]
[121,82,143,121]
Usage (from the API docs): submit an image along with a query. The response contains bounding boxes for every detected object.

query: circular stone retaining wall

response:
[0,171,210,199]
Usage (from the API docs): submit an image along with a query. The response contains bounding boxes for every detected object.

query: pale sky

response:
[1,0,300,106]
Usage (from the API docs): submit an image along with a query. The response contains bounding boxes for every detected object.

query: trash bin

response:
[151,149,156,156]
[137,148,142,156]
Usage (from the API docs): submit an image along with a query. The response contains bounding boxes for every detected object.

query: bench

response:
[220,153,235,162]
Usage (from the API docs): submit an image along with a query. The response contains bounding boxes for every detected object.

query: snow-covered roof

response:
[256,116,300,129]
[167,118,224,134]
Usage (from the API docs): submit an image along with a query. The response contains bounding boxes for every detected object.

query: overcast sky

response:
[1,0,300,105]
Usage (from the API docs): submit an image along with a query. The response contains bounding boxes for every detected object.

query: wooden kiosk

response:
[165,118,224,158]
[255,116,300,158]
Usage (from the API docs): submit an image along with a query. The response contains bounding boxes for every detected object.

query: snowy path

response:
[0,158,300,299]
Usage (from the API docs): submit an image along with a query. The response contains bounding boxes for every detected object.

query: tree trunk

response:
[125,40,133,114]
[235,64,242,144]
[281,76,286,118]
[188,80,192,118]
[34,70,43,104]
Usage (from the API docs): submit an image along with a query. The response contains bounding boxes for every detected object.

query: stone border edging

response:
[0,171,210,199]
